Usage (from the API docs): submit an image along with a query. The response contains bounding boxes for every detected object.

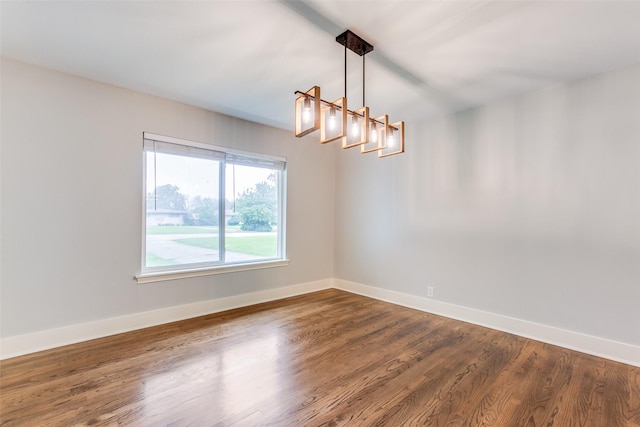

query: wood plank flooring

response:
[1,289,638,426]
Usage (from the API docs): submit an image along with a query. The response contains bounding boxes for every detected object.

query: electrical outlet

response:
[427,286,434,297]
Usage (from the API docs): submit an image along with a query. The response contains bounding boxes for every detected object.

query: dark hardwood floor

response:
[1,289,638,426]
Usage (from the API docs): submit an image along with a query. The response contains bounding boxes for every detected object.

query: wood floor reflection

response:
[1,289,638,426]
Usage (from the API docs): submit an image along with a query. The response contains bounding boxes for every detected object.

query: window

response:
[139,132,286,281]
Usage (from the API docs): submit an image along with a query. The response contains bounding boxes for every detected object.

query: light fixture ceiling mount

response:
[336,29,374,56]
[294,30,405,158]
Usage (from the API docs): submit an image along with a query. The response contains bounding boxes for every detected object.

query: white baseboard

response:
[3,277,638,367]
[334,279,639,367]
[0,279,333,360]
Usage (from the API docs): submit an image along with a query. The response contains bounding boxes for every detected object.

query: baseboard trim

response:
[3,278,637,366]
[0,279,333,360]
[334,279,639,367]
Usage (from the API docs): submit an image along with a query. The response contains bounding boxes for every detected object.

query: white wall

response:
[0,58,335,338]
[335,64,640,347]
[2,57,638,358]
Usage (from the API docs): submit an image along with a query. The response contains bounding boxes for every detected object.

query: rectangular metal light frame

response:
[294,86,321,137]
[320,97,347,144]
[342,106,369,149]
[378,121,405,158]
[361,114,388,153]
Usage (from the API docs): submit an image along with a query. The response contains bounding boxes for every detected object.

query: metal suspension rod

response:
[344,45,347,99]
[362,54,366,107]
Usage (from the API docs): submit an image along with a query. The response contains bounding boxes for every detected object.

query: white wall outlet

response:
[427,286,434,297]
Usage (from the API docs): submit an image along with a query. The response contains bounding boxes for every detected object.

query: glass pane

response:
[145,152,220,268]
[225,164,279,262]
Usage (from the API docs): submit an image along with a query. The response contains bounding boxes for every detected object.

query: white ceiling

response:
[2,0,640,130]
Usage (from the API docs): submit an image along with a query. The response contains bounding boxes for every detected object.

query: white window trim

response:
[137,132,287,283]
[136,259,290,284]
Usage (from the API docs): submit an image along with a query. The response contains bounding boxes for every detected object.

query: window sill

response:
[135,259,289,284]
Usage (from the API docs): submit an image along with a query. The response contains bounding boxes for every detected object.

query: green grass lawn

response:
[146,252,178,267]
[147,225,277,235]
[174,235,276,257]
[226,235,277,257]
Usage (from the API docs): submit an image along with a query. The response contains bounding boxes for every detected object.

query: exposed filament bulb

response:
[328,106,337,130]
[302,97,311,123]
[351,115,360,137]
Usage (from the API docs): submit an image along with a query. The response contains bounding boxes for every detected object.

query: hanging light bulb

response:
[320,97,346,143]
[351,114,360,137]
[329,106,337,130]
[370,121,378,143]
[388,127,395,147]
[302,97,311,123]
[295,87,320,138]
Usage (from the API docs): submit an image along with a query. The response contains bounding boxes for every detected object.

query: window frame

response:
[136,132,288,284]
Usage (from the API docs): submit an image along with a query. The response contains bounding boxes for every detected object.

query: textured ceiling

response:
[2,0,640,130]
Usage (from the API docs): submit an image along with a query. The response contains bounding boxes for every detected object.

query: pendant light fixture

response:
[294,30,405,158]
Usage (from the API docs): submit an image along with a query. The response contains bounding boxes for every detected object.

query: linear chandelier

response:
[294,30,405,158]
